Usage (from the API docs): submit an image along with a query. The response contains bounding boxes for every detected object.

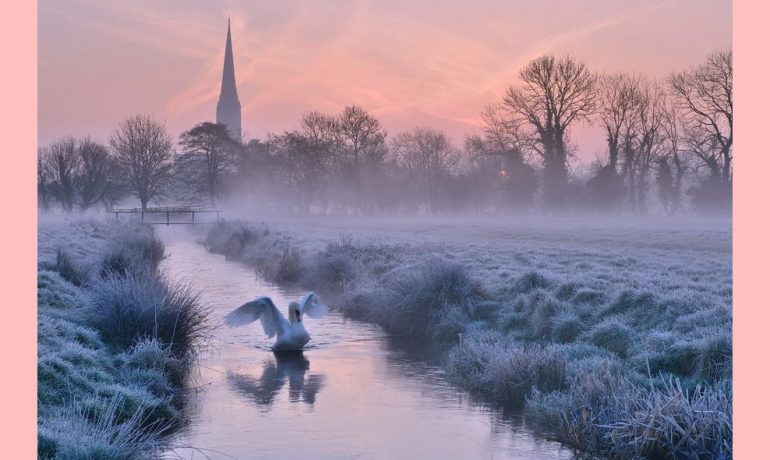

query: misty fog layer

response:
[38,51,731,216]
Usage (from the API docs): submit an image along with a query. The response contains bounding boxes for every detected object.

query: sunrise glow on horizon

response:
[39,0,731,159]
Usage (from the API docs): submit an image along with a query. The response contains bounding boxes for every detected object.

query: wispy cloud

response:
[39,0,730,151]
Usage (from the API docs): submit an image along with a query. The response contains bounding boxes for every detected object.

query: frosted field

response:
[263,215,730,298]
[203,215,732,458]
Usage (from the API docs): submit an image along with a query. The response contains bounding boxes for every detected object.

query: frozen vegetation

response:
[38,218,209,459]
[203,216,732,458]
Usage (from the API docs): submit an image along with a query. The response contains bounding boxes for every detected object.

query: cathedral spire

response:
[216,18,241,141]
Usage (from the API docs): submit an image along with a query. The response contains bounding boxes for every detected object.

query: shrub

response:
[46,248,86,286]
[276,244,303,283]
[602,290,656,317]
[511,271,552,294]
[696,332,732,382]
[589,319,634,358]
[204,220,268,259]
[85,273,209,359]
[38,396,169,460]
[448,335,567,406]
[447,335,568,406]
[355,258,482,339]
[550,313,584,343]
[571,289,605,306]
[95,225,165,279]
[646,341,699,377]
[526,291,565,339]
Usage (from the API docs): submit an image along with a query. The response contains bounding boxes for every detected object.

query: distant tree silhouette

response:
[391,127,459,213]
[110,115,173,210]
[37,148,52,211]
[503,55,598,209]
[668,50,732,212]
[177,122,240,206]
[465,106,538,212]
[42,137,79,211]
[74,138,115,211]
[587,74,641,213]
[336,106,387,212]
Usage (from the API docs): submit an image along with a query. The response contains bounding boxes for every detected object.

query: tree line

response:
[38,50,732,215]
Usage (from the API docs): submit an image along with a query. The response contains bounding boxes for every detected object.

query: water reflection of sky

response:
[159,229,573,460]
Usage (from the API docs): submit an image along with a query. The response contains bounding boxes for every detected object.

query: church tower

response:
[216,19,241,141]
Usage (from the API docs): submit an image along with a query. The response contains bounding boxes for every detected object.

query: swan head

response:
[288,301,302,323]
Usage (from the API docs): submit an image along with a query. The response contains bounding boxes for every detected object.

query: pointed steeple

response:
[216,18,242,141]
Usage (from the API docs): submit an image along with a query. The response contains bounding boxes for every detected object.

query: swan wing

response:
[299,292,328,319]
[224,297,289,338]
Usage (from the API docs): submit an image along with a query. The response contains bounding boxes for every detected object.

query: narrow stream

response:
[158,228,573,460]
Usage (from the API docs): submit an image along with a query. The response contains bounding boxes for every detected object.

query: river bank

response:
[37,218,208,459]
[200,217,732,458]
[158,231,573,459]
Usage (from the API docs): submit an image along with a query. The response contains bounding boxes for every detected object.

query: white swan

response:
[224,292,328,351]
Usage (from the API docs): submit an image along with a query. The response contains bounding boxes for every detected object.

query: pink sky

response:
[39,0,731,161]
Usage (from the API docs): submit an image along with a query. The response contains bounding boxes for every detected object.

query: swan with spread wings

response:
[224,292,328,351]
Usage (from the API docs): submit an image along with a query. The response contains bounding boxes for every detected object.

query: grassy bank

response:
[203,218,731,459]
[38,218,209,459]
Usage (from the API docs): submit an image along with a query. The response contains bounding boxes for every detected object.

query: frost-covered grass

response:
[38,217,209,459]
[202,216,731,458]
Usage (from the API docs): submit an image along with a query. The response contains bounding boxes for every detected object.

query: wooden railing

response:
[110,206,221,225]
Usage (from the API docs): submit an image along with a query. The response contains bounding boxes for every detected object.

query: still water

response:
[159,229,573,460]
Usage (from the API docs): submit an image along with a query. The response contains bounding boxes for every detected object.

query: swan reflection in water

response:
[227,351,325,408]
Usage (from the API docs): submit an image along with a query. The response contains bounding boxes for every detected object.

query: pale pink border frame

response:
[2,1,765,457]
[733,0,768,457]
[1,0,37,457]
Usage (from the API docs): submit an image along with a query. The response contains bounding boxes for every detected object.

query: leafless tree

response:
[502,55,598,207]
[335,106,388,212]
[630,80,667,213]
[391,127,459,212]
[75,138,114,210]
[266,112,341,213]
[37,148,52,211]
[585,74,641,212]
[668,50,732,183]
[178,122,240,206]
[599,74,643,172]
[109,115,173,210]
[657,99,687,215]
[336,106,387,169]
[43,137,81,211]
[466,105,538,210]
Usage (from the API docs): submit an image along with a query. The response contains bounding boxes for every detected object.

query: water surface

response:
[159,229,573,460]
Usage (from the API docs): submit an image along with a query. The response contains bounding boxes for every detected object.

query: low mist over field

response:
[39,49,732,217]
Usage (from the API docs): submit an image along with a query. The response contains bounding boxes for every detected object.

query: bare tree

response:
[468,105,538,210]
[269,130,331,213]
[37,148,52,211]
[335,106,388,212]
[336,106,387,168]
[631,79,667,214]
[178,122,240,206]
[585,74,638,213]
[391,127,459,212]
[658,102,687,214]
[43,137,80,211]
[75,138,114,210]
[599,74,642,172]
[668,50,732,183]
[502,55,598,208]
[109,115,173,210]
